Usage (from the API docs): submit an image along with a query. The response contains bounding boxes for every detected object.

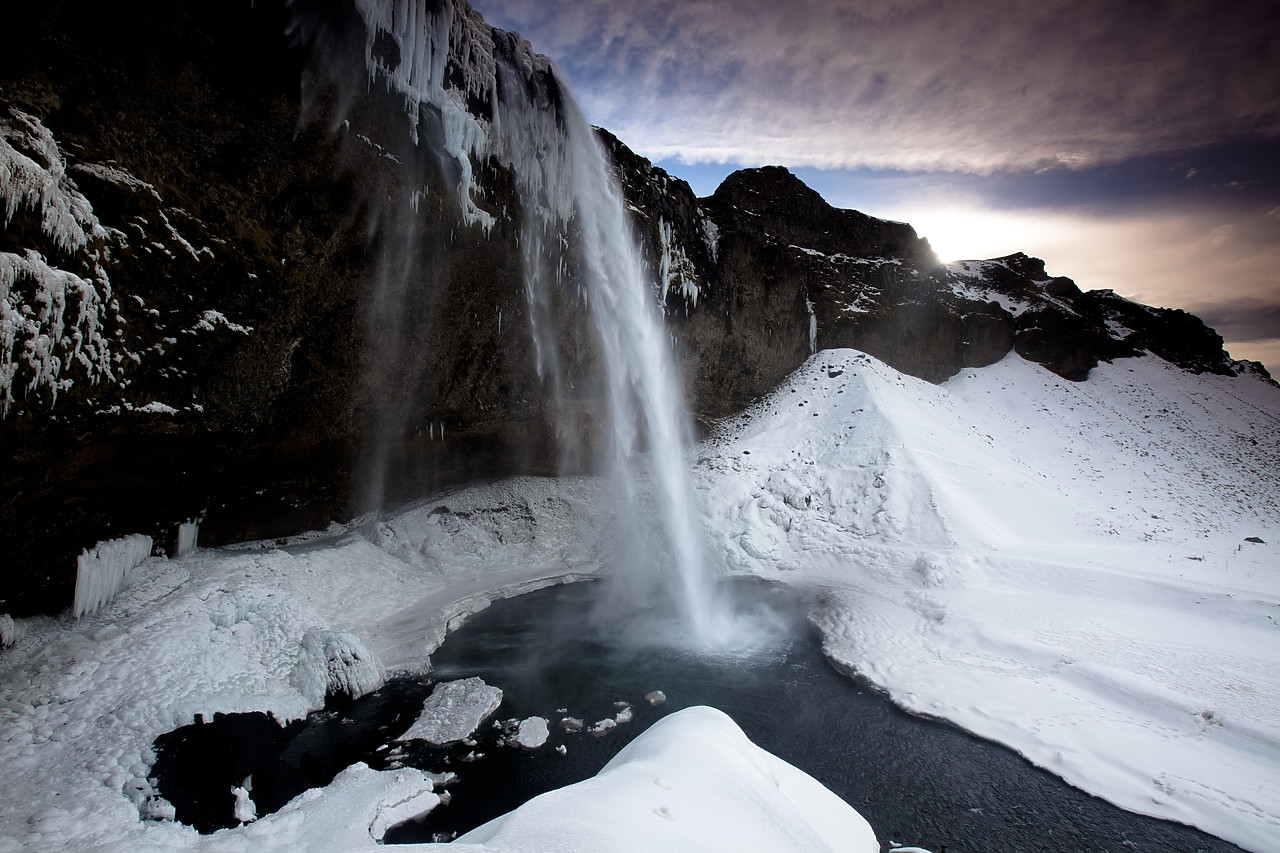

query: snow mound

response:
[290,628,387,705]
[398,677,504,745]
[451,705,878,853]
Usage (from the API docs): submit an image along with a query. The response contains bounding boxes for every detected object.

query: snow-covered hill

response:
[698,348,1279,851]
[0,349,1276,851]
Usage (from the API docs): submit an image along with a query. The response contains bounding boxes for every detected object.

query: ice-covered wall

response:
[658,216,702,314]
[0,110,116,415]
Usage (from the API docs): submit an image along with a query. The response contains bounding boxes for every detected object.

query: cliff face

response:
[1,0,560,613]
[1,0,1264,616]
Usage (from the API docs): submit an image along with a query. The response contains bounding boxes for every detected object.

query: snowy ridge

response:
[945,259,1044,316]
[699,349,1280,851]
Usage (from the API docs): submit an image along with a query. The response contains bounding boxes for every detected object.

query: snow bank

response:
[699,348,1280,852]
[451,706,878,853]
[73,533,153,617]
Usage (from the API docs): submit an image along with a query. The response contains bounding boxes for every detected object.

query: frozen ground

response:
[0,348,1276,851]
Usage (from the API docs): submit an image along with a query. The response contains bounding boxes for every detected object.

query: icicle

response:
[175,519,199,558]
[73,533,153,617]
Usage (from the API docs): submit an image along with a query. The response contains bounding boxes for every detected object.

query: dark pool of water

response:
[153,580,1243,852]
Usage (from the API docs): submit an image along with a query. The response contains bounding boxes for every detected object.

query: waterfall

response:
[304,0,733,644]
[531,93,723,644]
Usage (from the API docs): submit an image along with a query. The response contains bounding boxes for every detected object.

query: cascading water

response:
[309,0,740,645]
[527,95,725,645]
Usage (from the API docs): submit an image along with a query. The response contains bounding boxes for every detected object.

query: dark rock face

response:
[0,0,557,614]
[1,0,1266,617]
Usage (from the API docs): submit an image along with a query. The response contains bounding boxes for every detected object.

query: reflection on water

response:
[154,580,1243,853]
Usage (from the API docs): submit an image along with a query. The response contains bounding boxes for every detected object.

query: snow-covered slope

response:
[698,349,1280,852]
[0,348,1276,851]
[449,706,878,853]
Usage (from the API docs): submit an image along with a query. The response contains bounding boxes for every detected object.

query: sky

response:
[472,0,1280,370]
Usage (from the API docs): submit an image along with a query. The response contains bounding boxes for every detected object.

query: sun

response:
[891,206,1055,264]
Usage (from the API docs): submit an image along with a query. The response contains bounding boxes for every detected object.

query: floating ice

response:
[511,716,550,749]
[397,677,503,745]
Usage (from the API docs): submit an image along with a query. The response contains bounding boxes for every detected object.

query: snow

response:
[398,677,503,745]
[232,780,257,824]
[0,348,1277,851]
[0,248,115,415]
[697,349,1280,852]
[449,706,879,853]
[0,108,107,253]
[291,628,387,705]
[73,534,154,618]
[351,0,505,230]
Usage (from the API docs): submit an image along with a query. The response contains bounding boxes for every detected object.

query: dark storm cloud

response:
[1198,302,1280,348]
[476,0,1280,172]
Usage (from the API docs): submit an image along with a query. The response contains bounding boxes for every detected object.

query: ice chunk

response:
[588,718,617,736]
[397,677,503,745]
[73,534,152,617]
[645,690,667,705]
[512,716,550,749]
[232,778,257,824]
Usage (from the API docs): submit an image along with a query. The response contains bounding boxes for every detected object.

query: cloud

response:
[475,0,1280,173]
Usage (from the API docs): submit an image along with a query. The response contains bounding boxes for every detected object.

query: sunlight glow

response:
[887,207,1058,264]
